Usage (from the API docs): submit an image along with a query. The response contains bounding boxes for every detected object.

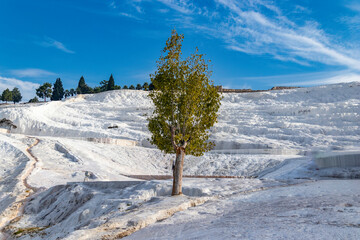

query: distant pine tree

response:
[93,86,102,93]
[129,85,135,90]
[64,89,70,99]
[100,80,108,92]
[77,76,86,93]
[51,78,65,101]
[1,88,12,103]
[149,82,155,91]
[123,85,128,89]
[107,74,115,91]
[143,82,149,91]
[28,97,39,103]
[12,87,22,104]
[77,76,92,94]
[136,84,142,90]
[69,88,75,96]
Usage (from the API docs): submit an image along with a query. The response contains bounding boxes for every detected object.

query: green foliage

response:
[123,85,128,89]
[93,86,102,93]
[148,29,221,156]
[136,83,142,90]
[12,87,22,103]
[36,83,52,102]
[143,82,149,91]
[69,88,75,96]
[77,76,86,92]
[107,74,115,91]
[114,85,121,90]
[28,97,39,103]
[77,76,92,94]
[51,78,65,101]
[149,82,155,90]
[64,89,70,98]
[129,85,135,89]
[1,88,13,103]
[100,80,108,92]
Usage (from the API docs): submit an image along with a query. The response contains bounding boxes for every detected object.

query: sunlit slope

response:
[0,82,359,150]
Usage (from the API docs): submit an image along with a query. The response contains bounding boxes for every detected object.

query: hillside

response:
[1,82,359,150]
[0,82,359,239]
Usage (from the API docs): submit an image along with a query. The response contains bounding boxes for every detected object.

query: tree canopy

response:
[77,76,92,94]
[28,96,39,103]
[51,78,65,101]
[1,88,12,103]
[64,89,70,99]
[36,83,52,102]
[143,82,149,91]
[107,74,115,91]
[148,29,221,195]
[12,87,22,103]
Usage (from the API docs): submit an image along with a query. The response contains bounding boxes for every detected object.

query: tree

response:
[36,83,52,102]
[100,80,108,92]
[123,85,128,89]
[148,30,221,196]
[93,86,102,93]
[149,82,155,91]
[12,87,22,104]
[129,85,135,90]
[51,78,65,101]
[77,76,92,94]
[28,97,39,103]
[114,85,121,90]
[143,82,149,91]
[1,88,12,103]
[69,88,76,96]
[136,83,142,90]
[64,89,70,99]
[107,74,115,91]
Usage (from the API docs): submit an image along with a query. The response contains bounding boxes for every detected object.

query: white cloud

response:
[283,72,360,86]
[233,70,360,87]
[10,68,56,78]
[118,12,142,20]
[38,37,75,54]
[211,0,360,71]
[109,1,116,9]
[158,8,169,13]
[156,0,194,14]
[0,76,40,101]
[346,2,360,12]
[131,0,360,71]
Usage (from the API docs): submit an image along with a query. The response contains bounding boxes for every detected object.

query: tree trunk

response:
[172,147,185,195]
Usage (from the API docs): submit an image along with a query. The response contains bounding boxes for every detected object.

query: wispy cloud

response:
[284,72,360,86]
[37,37,75,54]
[234,70,360,87]
[118,12,142,20]
[0,76,40,101]
[123,0,360,72]
[158,8,169,13]
[9,68,56,78]
[346,2,360,12]
[341,2,360,32]
[109,1,117,9]
[211,0,360,71]
[156,0,194,14]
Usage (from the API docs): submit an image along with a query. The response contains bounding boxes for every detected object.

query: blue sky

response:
[1,0,360,100]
